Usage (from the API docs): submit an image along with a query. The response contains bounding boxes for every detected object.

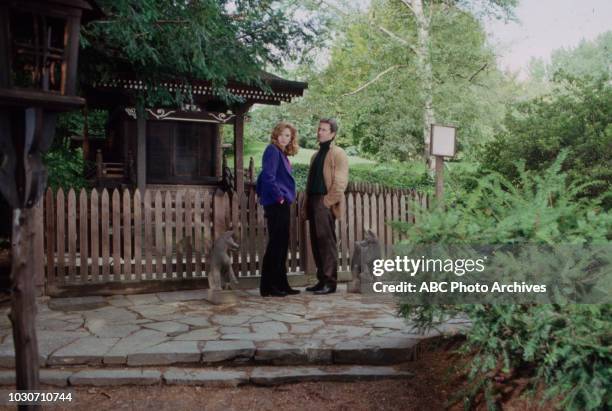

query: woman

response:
[255,122,300,297]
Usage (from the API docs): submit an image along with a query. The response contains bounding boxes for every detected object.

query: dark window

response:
[175,123,199,177]
[146,122,172,179]
[146,121,217,184]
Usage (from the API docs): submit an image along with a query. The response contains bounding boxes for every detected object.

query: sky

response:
[483,0,612,78]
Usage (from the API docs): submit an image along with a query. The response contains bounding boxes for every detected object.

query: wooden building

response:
[84,73,307,196]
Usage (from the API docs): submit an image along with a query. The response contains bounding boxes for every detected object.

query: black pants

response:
[260,202,291,292]
[307,195,338,287]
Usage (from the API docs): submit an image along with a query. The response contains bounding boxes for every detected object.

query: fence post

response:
[213,188,229,240]
[32,197,44,296]
[248,157,254,184]
[300,218,315,275]
[44,189,55,290]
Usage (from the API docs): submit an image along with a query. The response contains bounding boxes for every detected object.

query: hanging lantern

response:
[0,0,101,208]
[0,0,101,107]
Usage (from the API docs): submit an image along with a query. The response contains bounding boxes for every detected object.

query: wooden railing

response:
[95,149,125,185]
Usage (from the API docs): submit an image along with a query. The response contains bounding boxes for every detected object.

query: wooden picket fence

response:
[37,184,428,294]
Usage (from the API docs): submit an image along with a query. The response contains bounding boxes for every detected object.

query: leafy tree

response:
[549,31,612,80]
[79,0,323,107]
[248,0,520,162]
[357,0,517,164]
[524,30,612,98]
[479,73,612,209]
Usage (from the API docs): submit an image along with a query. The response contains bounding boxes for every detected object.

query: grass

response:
[228,140,376,168]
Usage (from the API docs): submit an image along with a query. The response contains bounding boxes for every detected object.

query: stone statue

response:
[348,229,382,293]
[207,230,240,291]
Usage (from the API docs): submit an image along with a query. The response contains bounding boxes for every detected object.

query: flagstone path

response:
[0,284,469,386]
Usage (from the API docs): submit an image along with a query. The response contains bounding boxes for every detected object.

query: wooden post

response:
[305,222,315,275]
[435,155,444,203]
[248,157,254,184]
[33,199,44,295]
[64,16,81,96]
[82,105,89,162]
[9,207,41,396]
[213,188,229,240]
[96,149,103,182]
[136,114,146,195]
[214,124,222,179]
[233,115,244,196]
[297,193,316,275]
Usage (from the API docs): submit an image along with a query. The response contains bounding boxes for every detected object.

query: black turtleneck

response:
[307,140,332,195]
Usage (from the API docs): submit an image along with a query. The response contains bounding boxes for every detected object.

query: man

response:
[300,118,349,295]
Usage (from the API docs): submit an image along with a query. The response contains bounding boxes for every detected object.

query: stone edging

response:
[0,365,413,387]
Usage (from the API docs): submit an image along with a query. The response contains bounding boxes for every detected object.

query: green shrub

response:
[397,153,611,244]
[43,143,89,190]
[398,154,612,410]
[349,162,432,191]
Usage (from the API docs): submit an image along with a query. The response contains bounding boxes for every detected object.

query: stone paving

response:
[0,284,470,371]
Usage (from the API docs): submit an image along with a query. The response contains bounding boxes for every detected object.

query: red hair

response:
[270,122,299,156]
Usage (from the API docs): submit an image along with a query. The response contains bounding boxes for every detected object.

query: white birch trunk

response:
[407,0,436,169]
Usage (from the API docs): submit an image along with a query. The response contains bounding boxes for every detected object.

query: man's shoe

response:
[260,287,287,297]
[313,285,336,295]
[284,287,301,295]
[306,282,324,292]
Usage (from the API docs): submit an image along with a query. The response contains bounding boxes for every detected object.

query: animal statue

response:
[348,229,382,293]
[208,231,240,290]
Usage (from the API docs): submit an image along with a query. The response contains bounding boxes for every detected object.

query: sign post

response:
[430,124,457,203]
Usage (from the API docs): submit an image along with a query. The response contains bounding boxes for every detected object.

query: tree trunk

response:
[9,207,41,409]
[410,0,436,169]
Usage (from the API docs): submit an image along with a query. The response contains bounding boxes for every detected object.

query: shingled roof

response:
[90,71,308,106]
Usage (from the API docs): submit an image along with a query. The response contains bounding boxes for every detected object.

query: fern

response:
[398,153,612,410]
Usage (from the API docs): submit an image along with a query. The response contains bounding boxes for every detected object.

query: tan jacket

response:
[300,142,349,220]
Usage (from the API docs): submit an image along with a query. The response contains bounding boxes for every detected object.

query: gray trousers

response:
[307,195,338,286]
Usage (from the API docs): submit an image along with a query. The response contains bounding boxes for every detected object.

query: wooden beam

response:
[137,115,146,195]
[0,89,85,110]
[233,115,244,196]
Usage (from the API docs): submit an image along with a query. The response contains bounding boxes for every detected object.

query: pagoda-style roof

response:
[86,71,308,109]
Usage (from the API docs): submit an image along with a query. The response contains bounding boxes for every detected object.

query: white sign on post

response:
[430,124,456,157]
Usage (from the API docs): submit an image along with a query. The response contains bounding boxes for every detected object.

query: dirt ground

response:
[0,337,554,411]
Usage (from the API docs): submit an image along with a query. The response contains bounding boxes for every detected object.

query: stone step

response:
[0,337,421,368]
[0,365,413,387]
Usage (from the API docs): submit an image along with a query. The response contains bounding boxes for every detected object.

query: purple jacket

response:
[256,144,296,206]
